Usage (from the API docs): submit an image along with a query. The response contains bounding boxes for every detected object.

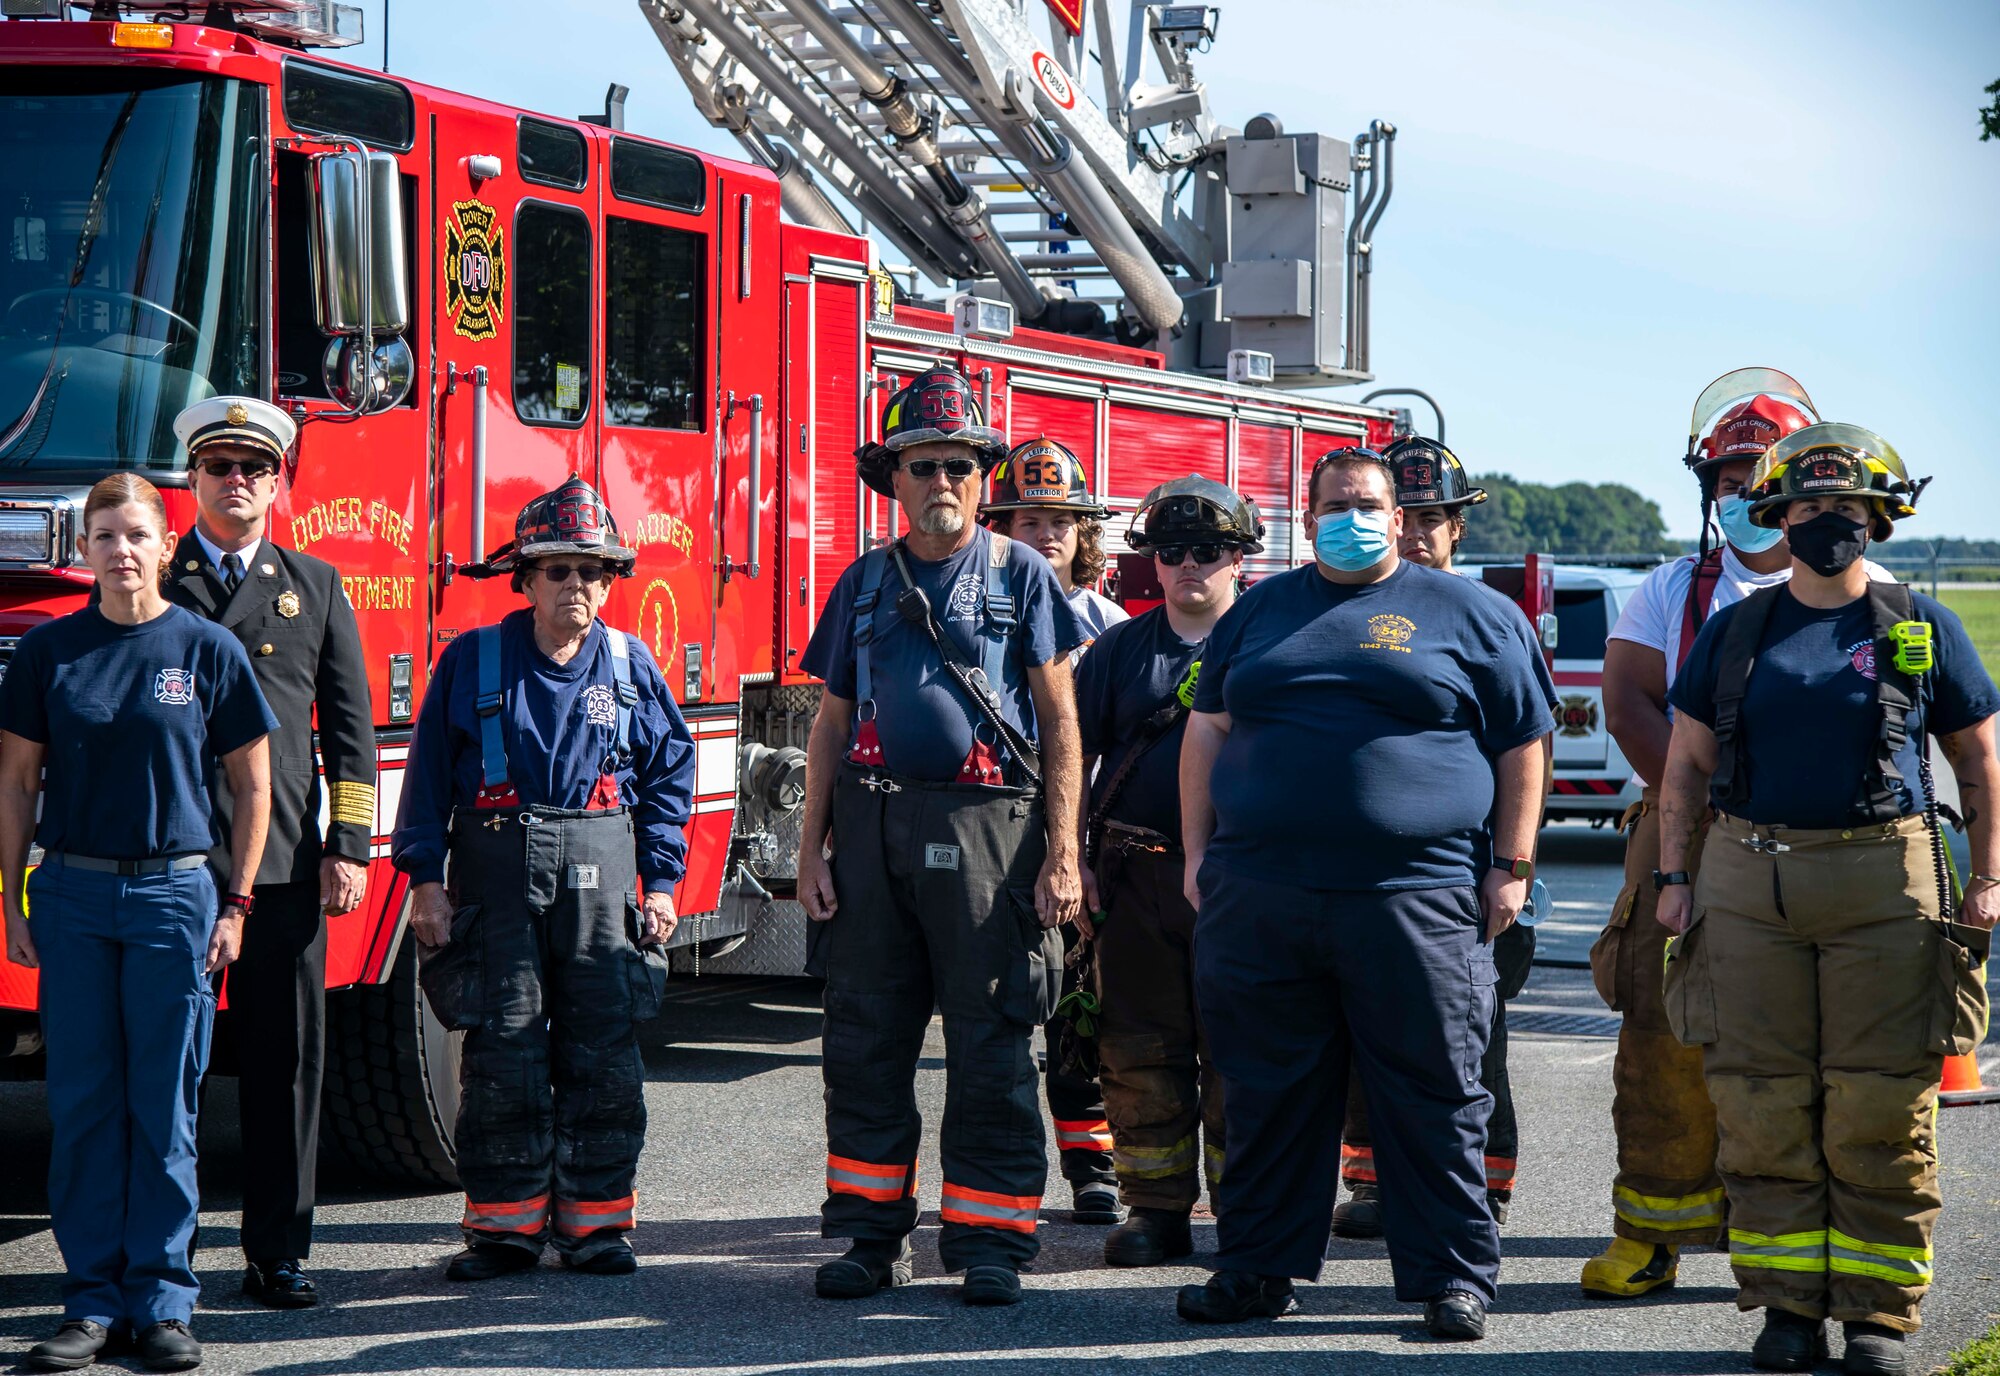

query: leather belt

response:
[46,853,207,877]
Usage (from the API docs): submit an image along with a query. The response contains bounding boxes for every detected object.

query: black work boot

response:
[1104,1207,1195,1267]
[1331,1182,1384,1239]
[1487,1190,1511,1226]
[1425,1288,1488,1341]
[134,1320,203,1372]
[24,1321,112,1372]
[563,1238,638,1275]
[1176,1271,1296,1322]
[1071,1181,1125,1225]
[1841,1322,1908,1375]
[814,1237,915,1299]
[243,1259,319,1308]
[961,1263,1024,1306]
[445,1244,541,1282]
[1751,1308,1829,1372]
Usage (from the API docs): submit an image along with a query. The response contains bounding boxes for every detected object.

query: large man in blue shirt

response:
[796,365,1087,1308]
[393,478,693,1283]
[1178,446,1553,1339]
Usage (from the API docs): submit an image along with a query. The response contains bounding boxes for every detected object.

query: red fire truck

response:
[0,4,1444,1184]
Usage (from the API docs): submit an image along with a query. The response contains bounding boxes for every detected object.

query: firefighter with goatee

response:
[1073,476,1263,1267]
[796,365,1087,1307]
[392,478,694,1282]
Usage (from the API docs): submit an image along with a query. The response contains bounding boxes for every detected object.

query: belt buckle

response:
[1742,832,1790,855]
[860,774,901,794]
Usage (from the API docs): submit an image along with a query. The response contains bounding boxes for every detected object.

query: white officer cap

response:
[172,395,298,465]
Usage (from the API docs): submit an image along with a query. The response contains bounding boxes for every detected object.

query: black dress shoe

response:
[1176,1271,1297,1323]
[1104,1208,1194,1267]
[445,1244,541,1282]
[961,1264,1023,1306]
[1425,1288,1488,1341]
[134,1320,203,1372]
[243,1259,319,1309]
[1842,1321,1908,1375]
[24,1320,111,1372]
[1751,1308,1828,1372]
[1331,1183,1385,1239]
[562,1239,638,1275]
[814,1238,915,1299]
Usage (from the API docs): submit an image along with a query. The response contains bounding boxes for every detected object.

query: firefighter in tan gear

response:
[1656,426,1997,1376]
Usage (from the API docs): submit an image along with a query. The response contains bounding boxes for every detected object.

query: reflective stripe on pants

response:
[1828,1229,1932,1286]
[1113,1135,1195,1181]
[826,1155,915,1203]
[1729,1228,1829,1274]
[463,1194,552,1235]
[940,1183,1041,1235]
[1053,1118,1113,1152]
[1615,1184,1726,1233]
[554,1196,635,1237]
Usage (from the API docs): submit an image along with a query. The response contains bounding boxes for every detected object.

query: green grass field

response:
[1940,587,2000,682]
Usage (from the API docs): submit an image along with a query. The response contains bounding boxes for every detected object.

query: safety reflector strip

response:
[940,1183,1041,1234]
[1484,1155,1516,1189]
[1615,1184,1727,1231]
[826,1154,916,1203]
[1728,1227,1829,1273]
[1204,1141,1226,1185]
[1340,1142,1376,1184]
[1828,1229,1933,1286]
[1053,1118,1114,1152]
[1113,1135,1195,1181]
[554,1196,636,1237]
[463,1193,551,1235]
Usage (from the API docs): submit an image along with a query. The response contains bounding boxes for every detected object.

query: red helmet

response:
[1698,394,1814,468]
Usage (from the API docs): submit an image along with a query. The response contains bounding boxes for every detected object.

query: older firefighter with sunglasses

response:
[796,365,1087,1307]
[392,477,694,1283]
[1072,476,1262,1267]
[1657,429,1997,1375]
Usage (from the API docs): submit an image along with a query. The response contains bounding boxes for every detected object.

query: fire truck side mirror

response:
[306,149,410,339]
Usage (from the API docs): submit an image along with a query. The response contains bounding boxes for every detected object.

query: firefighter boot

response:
[814,1237,916,1299]
[1751,1309,1828,1372]
[1580,1237,1678,1299]
[1841,1322,1908,1376]
[1176,1271,1297,1323]
[1104,1207,1194,1267]
[446,1244,541,1282]
[1332,1182,1385,1240]
[962,1264,1023,1307]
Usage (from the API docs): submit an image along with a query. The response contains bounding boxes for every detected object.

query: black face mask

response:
[1785,510,1869,577]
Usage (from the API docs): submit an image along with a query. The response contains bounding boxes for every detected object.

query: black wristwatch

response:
[1652,870,1690,892]
[1493,855,1534,881]
[221,891,256,918]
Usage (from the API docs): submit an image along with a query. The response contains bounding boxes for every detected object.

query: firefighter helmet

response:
[1746,423,1925,540]
[1386,436,1486,510]
[855,364,1007,498]
[470,475,638,581]
[981,438,1108,519]
[1127,475,1265,555]
[1685,367,1819,472]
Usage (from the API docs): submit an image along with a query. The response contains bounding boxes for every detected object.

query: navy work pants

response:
[31,859,217,1328]
[1196,863,1501,1302]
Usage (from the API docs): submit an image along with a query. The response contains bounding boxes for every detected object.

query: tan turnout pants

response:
[1666,812,1956,1332]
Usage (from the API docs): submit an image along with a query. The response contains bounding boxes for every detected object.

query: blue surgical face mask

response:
[1717,494,1783,554]
[1313,508,1395,572]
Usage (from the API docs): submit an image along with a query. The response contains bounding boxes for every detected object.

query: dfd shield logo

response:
[155,668,196,706]
[445,199,506,341]
[1558,692,1599,737]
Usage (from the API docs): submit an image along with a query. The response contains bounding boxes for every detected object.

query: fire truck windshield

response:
[0,70,264,476]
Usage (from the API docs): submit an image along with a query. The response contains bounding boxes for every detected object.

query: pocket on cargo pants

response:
[1663,907,1718,1047]
[1002,886,1061,1027]
[1927,924,1990,1056]
[417,902,484,1030]
[625,896,670,1023]
[1590,886,1637,1011]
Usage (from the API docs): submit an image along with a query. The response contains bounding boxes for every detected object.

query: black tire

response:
[322,936,461,1188]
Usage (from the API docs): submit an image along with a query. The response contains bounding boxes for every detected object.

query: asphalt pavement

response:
[2,821,1996,1375]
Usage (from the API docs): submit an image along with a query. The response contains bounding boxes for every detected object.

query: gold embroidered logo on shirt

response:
[1362,613,1416,653]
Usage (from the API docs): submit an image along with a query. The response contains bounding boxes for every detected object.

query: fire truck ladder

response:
[641,0,1395,380]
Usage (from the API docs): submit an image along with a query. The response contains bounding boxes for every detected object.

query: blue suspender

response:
[981,531,1015,701]
[606,625,637,765]
[852,546,891,713]
[474,625,509,796]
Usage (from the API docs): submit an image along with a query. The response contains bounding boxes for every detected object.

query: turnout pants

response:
[816,764,1061,1271]
[31,859,217,1328]
[1197,862,1500,1301]
[228,879,326,1262]
[1590,791,1723,1246]
[1667,813,1968,1333]
[1044,920,1115,1188]
[1094,840,1224,1212]
[419,806,665,1263]
[1341,920,1531,1205]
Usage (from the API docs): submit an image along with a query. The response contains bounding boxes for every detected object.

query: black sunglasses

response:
[1153,543,1228,567]
[200,458,278,480]
[900,457,980,480]
[537,562,614,586]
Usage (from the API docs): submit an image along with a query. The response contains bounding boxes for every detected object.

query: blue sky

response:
[340,0,1999,539]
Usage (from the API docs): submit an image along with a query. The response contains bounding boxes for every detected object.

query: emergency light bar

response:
[1,0,362,47]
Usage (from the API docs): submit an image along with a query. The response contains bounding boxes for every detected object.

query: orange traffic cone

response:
[1940,1050,1998,1107]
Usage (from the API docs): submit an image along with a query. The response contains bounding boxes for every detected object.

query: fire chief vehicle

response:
[0,0,1524,1184]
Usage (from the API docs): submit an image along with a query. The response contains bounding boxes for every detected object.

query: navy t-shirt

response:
[1670,588,1999,827]
[0,605,277,859]
[1192,561,1555,891]
[392,611,696,888]
[1076,606,1203,840]
[802,533,1086,784]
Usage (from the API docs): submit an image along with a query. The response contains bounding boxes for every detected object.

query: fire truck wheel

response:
[322,937,462,1188]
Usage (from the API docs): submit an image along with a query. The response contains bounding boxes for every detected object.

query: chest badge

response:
[277,590,300,619]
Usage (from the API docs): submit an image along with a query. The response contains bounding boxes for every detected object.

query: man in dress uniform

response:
[168,397,376,1310]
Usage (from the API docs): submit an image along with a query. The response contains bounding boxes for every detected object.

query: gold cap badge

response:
[225,402,250,426]
[277,590,300,618]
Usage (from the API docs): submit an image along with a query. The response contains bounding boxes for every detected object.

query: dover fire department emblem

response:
[155,668,196,706]
[1558,693,1598,737]
[445,198,506,341]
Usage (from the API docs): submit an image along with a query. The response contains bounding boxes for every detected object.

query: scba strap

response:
[474,623,638,802]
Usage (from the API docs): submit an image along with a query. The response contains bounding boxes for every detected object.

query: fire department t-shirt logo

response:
[155,668,196,705]
[1363,613,1416,653]
[946,572,983,622]
[445,198,507,341]
[582,683,617,727]
[1846,638,1878,681]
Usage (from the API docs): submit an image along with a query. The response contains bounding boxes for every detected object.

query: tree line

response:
[1456,473,1674,558]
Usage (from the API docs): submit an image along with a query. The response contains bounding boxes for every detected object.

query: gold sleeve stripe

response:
[328,781,377,827]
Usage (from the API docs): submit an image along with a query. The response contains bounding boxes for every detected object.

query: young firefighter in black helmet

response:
[981,438,1125,1226]
[1072,476,1262,1268]
[1657,427,1997,1376]
[796,365,1088,1307]
[392,477,695,1283]
[1333,437,1557,1241]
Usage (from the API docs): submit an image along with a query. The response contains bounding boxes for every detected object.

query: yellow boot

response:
[1580,1237,1678,1298]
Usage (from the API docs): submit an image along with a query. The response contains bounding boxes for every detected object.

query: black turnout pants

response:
[814,764,1062,1271]
[1045,920,1116,1188]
